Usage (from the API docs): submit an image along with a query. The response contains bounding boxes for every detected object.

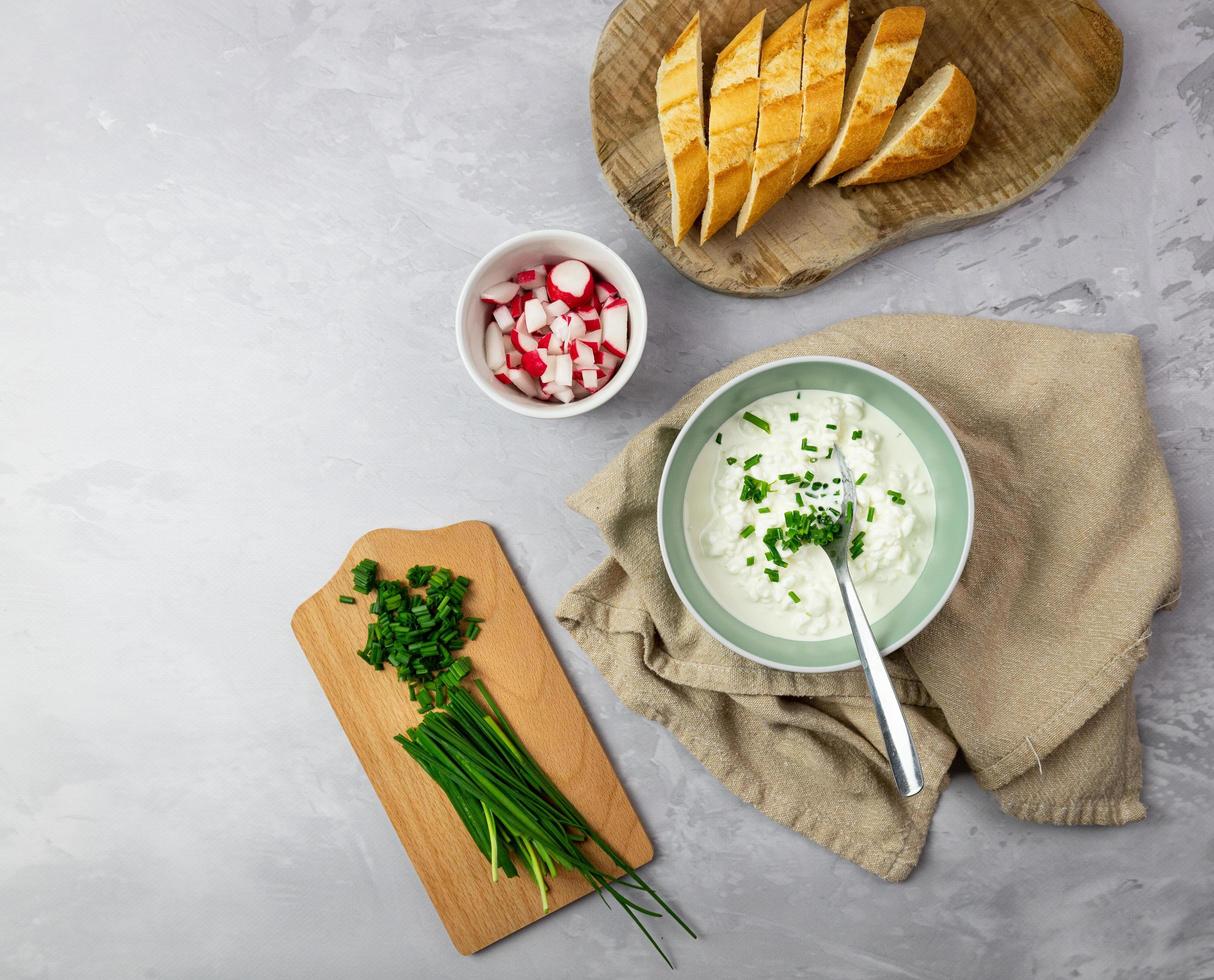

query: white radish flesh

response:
[545,299,570,317]
[580,368,601,391]
[510,327,537,353]
[601,298,628,357]
[508,368,539,398]
[555,353,574,388]
[484,325,506,370]
[492,305,515,330]
[480,281,519,305]
[524,298,548,333]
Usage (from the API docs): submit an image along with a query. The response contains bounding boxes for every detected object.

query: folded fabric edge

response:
[555,588,949,882]
[996,794,1147,827]
[972,633,1154,791]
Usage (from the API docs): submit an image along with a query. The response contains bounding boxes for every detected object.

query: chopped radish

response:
[515,265,546,289]
[582,328,602,346]
[506,351,522,369]
[541,356,557,383]
[531,284,550,304]
[594,282,618,305]
[545,299,570,317]
[580,368,601,391]
[492,305,514,330]
[522,349,548,378]
[480,281,519,305]
[524,298,548,333]
[566,311,586,340]
[493,370,511,385]
[507,293,526,318]
[484,325,506,370]
[510,326,538,353]
[571,340,596,367]
[547,259,593,307]
[550,386,574,404]
[536,332,553,350]
[600,350,621,370]
[507,368,539,398]
[579,307,600,329]
[554,353,573,388]
[601,298,628,357]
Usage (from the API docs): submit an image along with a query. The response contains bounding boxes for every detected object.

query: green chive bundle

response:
[348,562,694,966]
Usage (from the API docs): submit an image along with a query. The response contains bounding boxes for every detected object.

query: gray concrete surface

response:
[2,1,1212,977]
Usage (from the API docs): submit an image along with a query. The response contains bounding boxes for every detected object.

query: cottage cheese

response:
[684,390,935,641]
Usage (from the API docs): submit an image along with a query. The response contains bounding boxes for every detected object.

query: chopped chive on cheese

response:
[339,595,356,605]
[726,456,738,465]
[739,524,755,538]
[742,453,762,470]
[715,432,722,445]
[746,556,755,566]
[825,423,837,430]
[856,473,868,485]
[765,568,780,582]
[795,492,804,506]
[743,411,771,434]
[788,591,801,603]
[757,506,771,513]
[826,448,833,459]
[790,412,799,422]
[867,505,876,522]
[852,429,862,440]
[804,443,818,453]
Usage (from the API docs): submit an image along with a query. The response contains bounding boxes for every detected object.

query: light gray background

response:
[2,1,1212,977]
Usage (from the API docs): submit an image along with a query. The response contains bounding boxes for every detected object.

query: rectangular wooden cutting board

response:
[290,522,653,955]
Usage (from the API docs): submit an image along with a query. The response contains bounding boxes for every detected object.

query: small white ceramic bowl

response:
[456,229,648,419]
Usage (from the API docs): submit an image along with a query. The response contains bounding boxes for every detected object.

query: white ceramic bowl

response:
[456,229,648,419]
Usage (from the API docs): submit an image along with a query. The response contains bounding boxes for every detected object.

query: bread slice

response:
[700,11,765,244]
[736,6,807,235]
[810,6,925,185]
[790,0,849,185]
[657,14,710,245]
[838,63,976,186]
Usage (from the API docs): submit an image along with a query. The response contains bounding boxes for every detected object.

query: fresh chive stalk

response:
[742,412,770,434]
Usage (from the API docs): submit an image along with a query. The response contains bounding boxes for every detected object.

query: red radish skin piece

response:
[521,349,548,378]
[480,281,519,305]
[524,298,548,333]
[536,333,553,350]
[578,307,600,329]
[492,305,514,330]
[506,351,522,369]
[507,293,526,318]
[507,368,540,398]
[515,265,546,289]
[601,298,628,357]
[510,326,538,354]
[484,325,507,370]
[547,259,594,308]
[494,371,512,385]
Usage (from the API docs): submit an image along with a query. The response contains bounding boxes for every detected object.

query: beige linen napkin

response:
[556,314,1181,881]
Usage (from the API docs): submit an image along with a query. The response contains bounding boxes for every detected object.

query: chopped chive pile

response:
[352,558,379,594]
[887,489,907,506]
[765,568,780,582]
[740,474,771,503]
[742,412,771,434]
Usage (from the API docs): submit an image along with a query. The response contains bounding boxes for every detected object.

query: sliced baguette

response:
[810,5,925,185]
[790,0,849,185]
[700,10,765,244]
[736,5,807,235]
[657,13,710,245]
[838,63,976,186]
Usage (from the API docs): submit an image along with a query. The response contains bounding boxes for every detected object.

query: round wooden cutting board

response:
[591,0,1123,296]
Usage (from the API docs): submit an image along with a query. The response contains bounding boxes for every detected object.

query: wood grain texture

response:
[291,523,653,955]
[591,0,1123,296]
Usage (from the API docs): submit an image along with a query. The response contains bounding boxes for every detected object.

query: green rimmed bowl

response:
[657,357,974,673]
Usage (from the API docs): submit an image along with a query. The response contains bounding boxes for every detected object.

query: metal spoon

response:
[823,448,925,798]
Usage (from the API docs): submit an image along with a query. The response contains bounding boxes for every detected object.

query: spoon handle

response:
[833,563,925,798]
